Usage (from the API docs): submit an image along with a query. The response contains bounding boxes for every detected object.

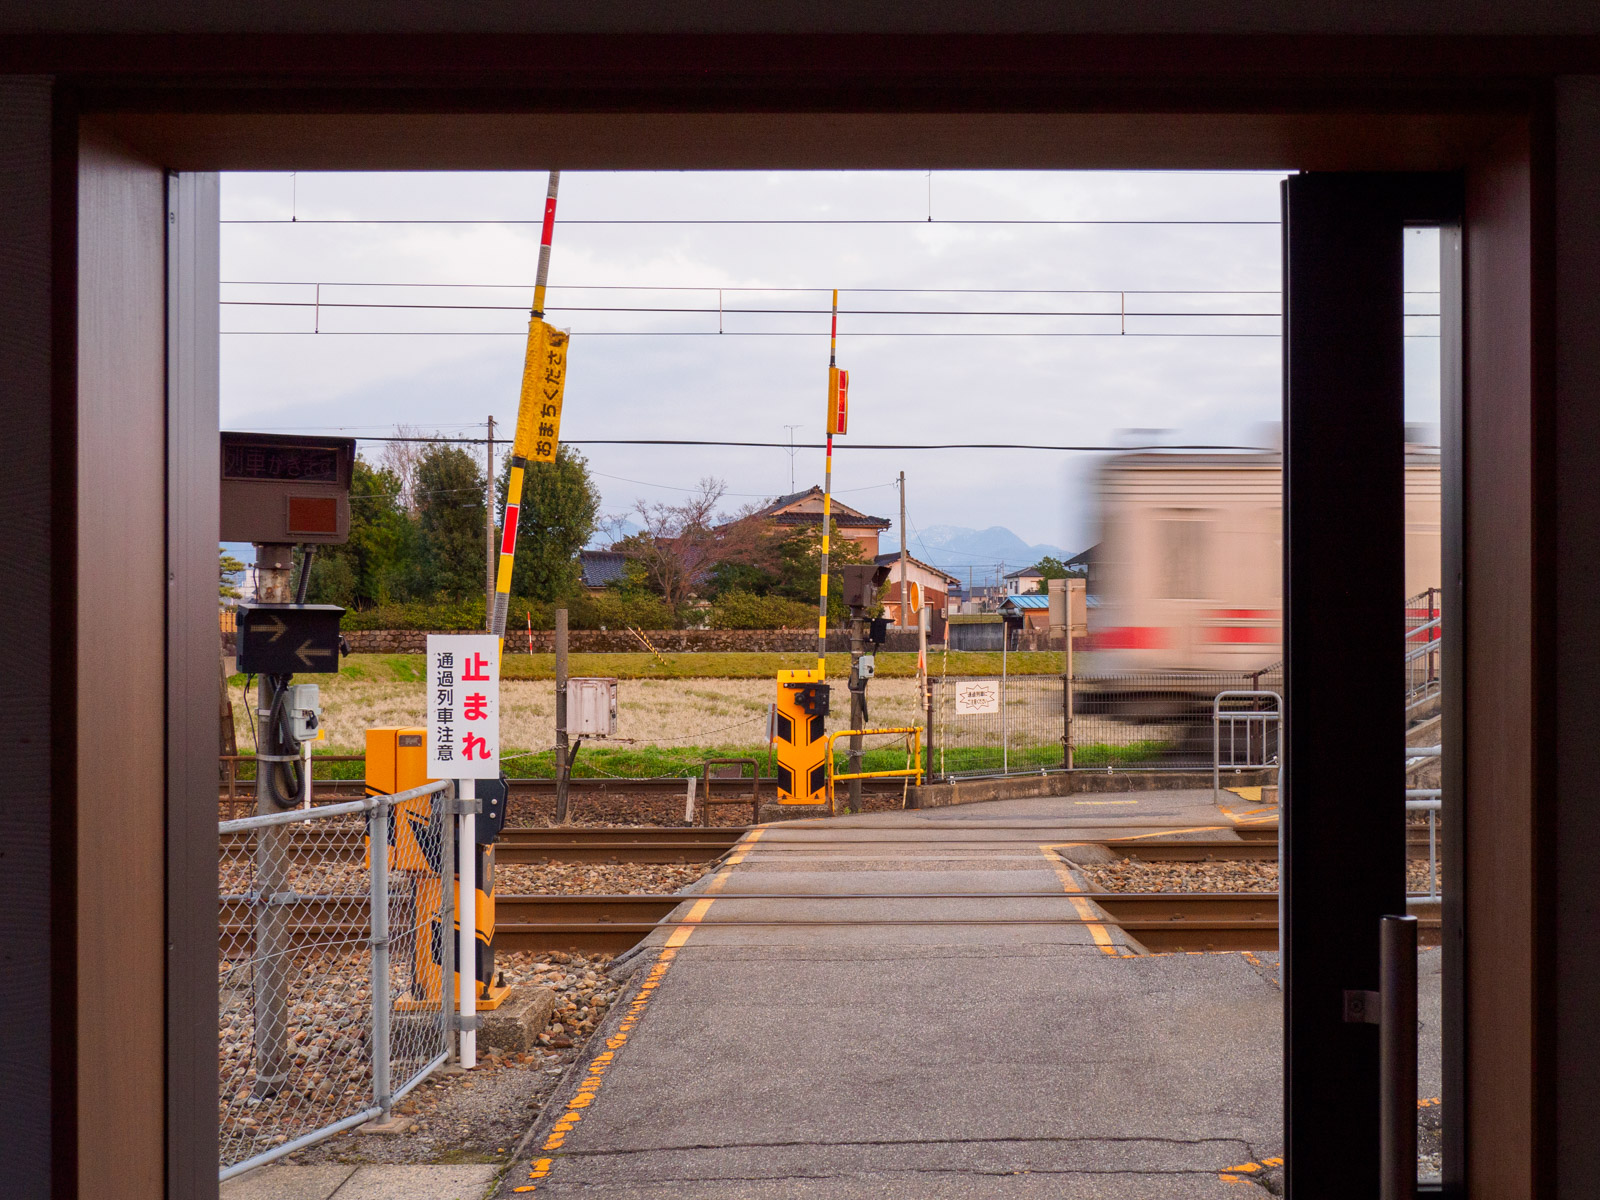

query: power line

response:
[335,434,1269,452]
[223,300,1300,317]
[223,280,1302,294]
[223,329,1316,338]
[223,217,1281,227]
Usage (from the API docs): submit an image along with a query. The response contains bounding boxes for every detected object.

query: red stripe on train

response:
[1205,627,1279,644]
[1088,627,1170,650]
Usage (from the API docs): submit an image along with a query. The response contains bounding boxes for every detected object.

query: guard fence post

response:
[369,796,391,1121]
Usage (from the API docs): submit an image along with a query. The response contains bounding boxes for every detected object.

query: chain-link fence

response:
[218,781,453,1181]
[932,666,1285,777]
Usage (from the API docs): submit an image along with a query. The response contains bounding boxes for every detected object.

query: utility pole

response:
[485,414,496,631]
[848,605,865,812]
[898,470,909,627]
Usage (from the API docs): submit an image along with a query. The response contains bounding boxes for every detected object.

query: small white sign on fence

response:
[953,679,1001,715]
[426,634,500,778]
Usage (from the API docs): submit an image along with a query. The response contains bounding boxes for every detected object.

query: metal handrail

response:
[218,778,449,834]
[1212,690,1283,803]
[824,727,923,815]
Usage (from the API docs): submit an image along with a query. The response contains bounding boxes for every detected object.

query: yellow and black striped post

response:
[774,290,846,804]
[491,171,566,656]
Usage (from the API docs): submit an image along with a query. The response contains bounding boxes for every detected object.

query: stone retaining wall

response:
[224,627,929,655]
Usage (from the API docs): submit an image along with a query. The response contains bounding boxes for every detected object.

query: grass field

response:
[226,739,1169,783]
[223,651,1175,778]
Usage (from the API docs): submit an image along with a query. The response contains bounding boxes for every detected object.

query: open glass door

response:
[1280,173,1462,1199]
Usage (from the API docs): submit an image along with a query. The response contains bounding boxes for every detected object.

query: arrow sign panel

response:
[235,603,345,675]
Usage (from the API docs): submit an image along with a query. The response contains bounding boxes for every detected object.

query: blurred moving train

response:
[1079,437,1441,675]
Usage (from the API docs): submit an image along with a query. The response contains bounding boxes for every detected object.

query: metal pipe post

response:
[898,470,908,626]
[369,799,392,1118]
[554,608,571,823]
[1380,913,1419,1200]
[848,615,864,812]
[252,670,289,1096]
[458,779,477,1070]
[1065,603,1075,771]
[438,782,456,1063]
[251,544,295,1098]
[485,414,496,630]
[918,604,931,788]
[1001,622,1009,774]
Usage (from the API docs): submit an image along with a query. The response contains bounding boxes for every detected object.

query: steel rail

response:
[220,891,1443,956]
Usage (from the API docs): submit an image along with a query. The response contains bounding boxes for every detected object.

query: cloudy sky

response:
[219,170,1441,570]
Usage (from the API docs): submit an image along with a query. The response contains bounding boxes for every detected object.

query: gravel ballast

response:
[1078,858,1442,894]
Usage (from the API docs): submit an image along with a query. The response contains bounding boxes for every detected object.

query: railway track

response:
[219,890,1442,956]
[218,823,1438,865]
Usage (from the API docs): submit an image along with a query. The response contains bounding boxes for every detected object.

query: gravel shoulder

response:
[248,859,712,1170]
[1078,858,1441,893]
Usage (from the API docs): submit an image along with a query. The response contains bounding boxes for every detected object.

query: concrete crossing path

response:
[497,790,1288,1199]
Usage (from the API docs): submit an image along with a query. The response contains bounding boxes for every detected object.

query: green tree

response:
[413,444,487,599]
[219,546,245,600]
[496,446,601,602]
[1031,554,1087,591]
[307,459,416,608]
[772,522,867,624]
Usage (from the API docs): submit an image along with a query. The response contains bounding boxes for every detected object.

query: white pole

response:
[458,778,477,1070]
[1001,621,1009,774]
[301,738,312,809]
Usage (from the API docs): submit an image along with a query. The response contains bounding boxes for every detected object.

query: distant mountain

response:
[908,525,1076,585]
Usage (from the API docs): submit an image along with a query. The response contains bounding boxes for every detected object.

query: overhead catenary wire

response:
[223,217,1282,226]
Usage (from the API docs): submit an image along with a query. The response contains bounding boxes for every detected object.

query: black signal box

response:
[841,564,891,610]
[236,603,345,675]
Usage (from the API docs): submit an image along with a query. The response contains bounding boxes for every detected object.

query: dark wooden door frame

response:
[9,73,1550,1199]
[1281,172,1464,1198]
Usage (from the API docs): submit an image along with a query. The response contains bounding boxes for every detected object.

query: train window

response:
[1157,515,1210,599]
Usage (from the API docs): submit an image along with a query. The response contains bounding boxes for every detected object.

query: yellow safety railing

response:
[823,726,923,814]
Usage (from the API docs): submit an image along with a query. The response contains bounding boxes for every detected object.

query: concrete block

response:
[332,1164,497,1200]
[221,1165,356,1200]
[359,1113,413,1135]
[478,984,556,1054]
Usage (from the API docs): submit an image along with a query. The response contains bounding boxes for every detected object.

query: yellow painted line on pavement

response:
[1218,1154,1282,1186]
[1074,799,1138,806]
[1112,825,1228,841]
[514,828,766,1191]
[1039,842,1126,957]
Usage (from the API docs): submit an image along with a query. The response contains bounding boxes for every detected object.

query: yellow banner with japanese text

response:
[514,319,570,463]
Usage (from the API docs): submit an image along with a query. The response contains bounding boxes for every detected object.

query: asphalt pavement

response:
[498,789,1295,1198]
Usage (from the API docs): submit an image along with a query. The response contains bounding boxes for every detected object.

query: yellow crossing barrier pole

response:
[774,289,849,804]
[491,170,568,659]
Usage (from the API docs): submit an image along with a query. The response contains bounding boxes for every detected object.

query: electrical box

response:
[220,431,355,545]
[857,654,876,680]
[286,684,321,742]
[566,677,618,736]
[365,727,509,1010]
